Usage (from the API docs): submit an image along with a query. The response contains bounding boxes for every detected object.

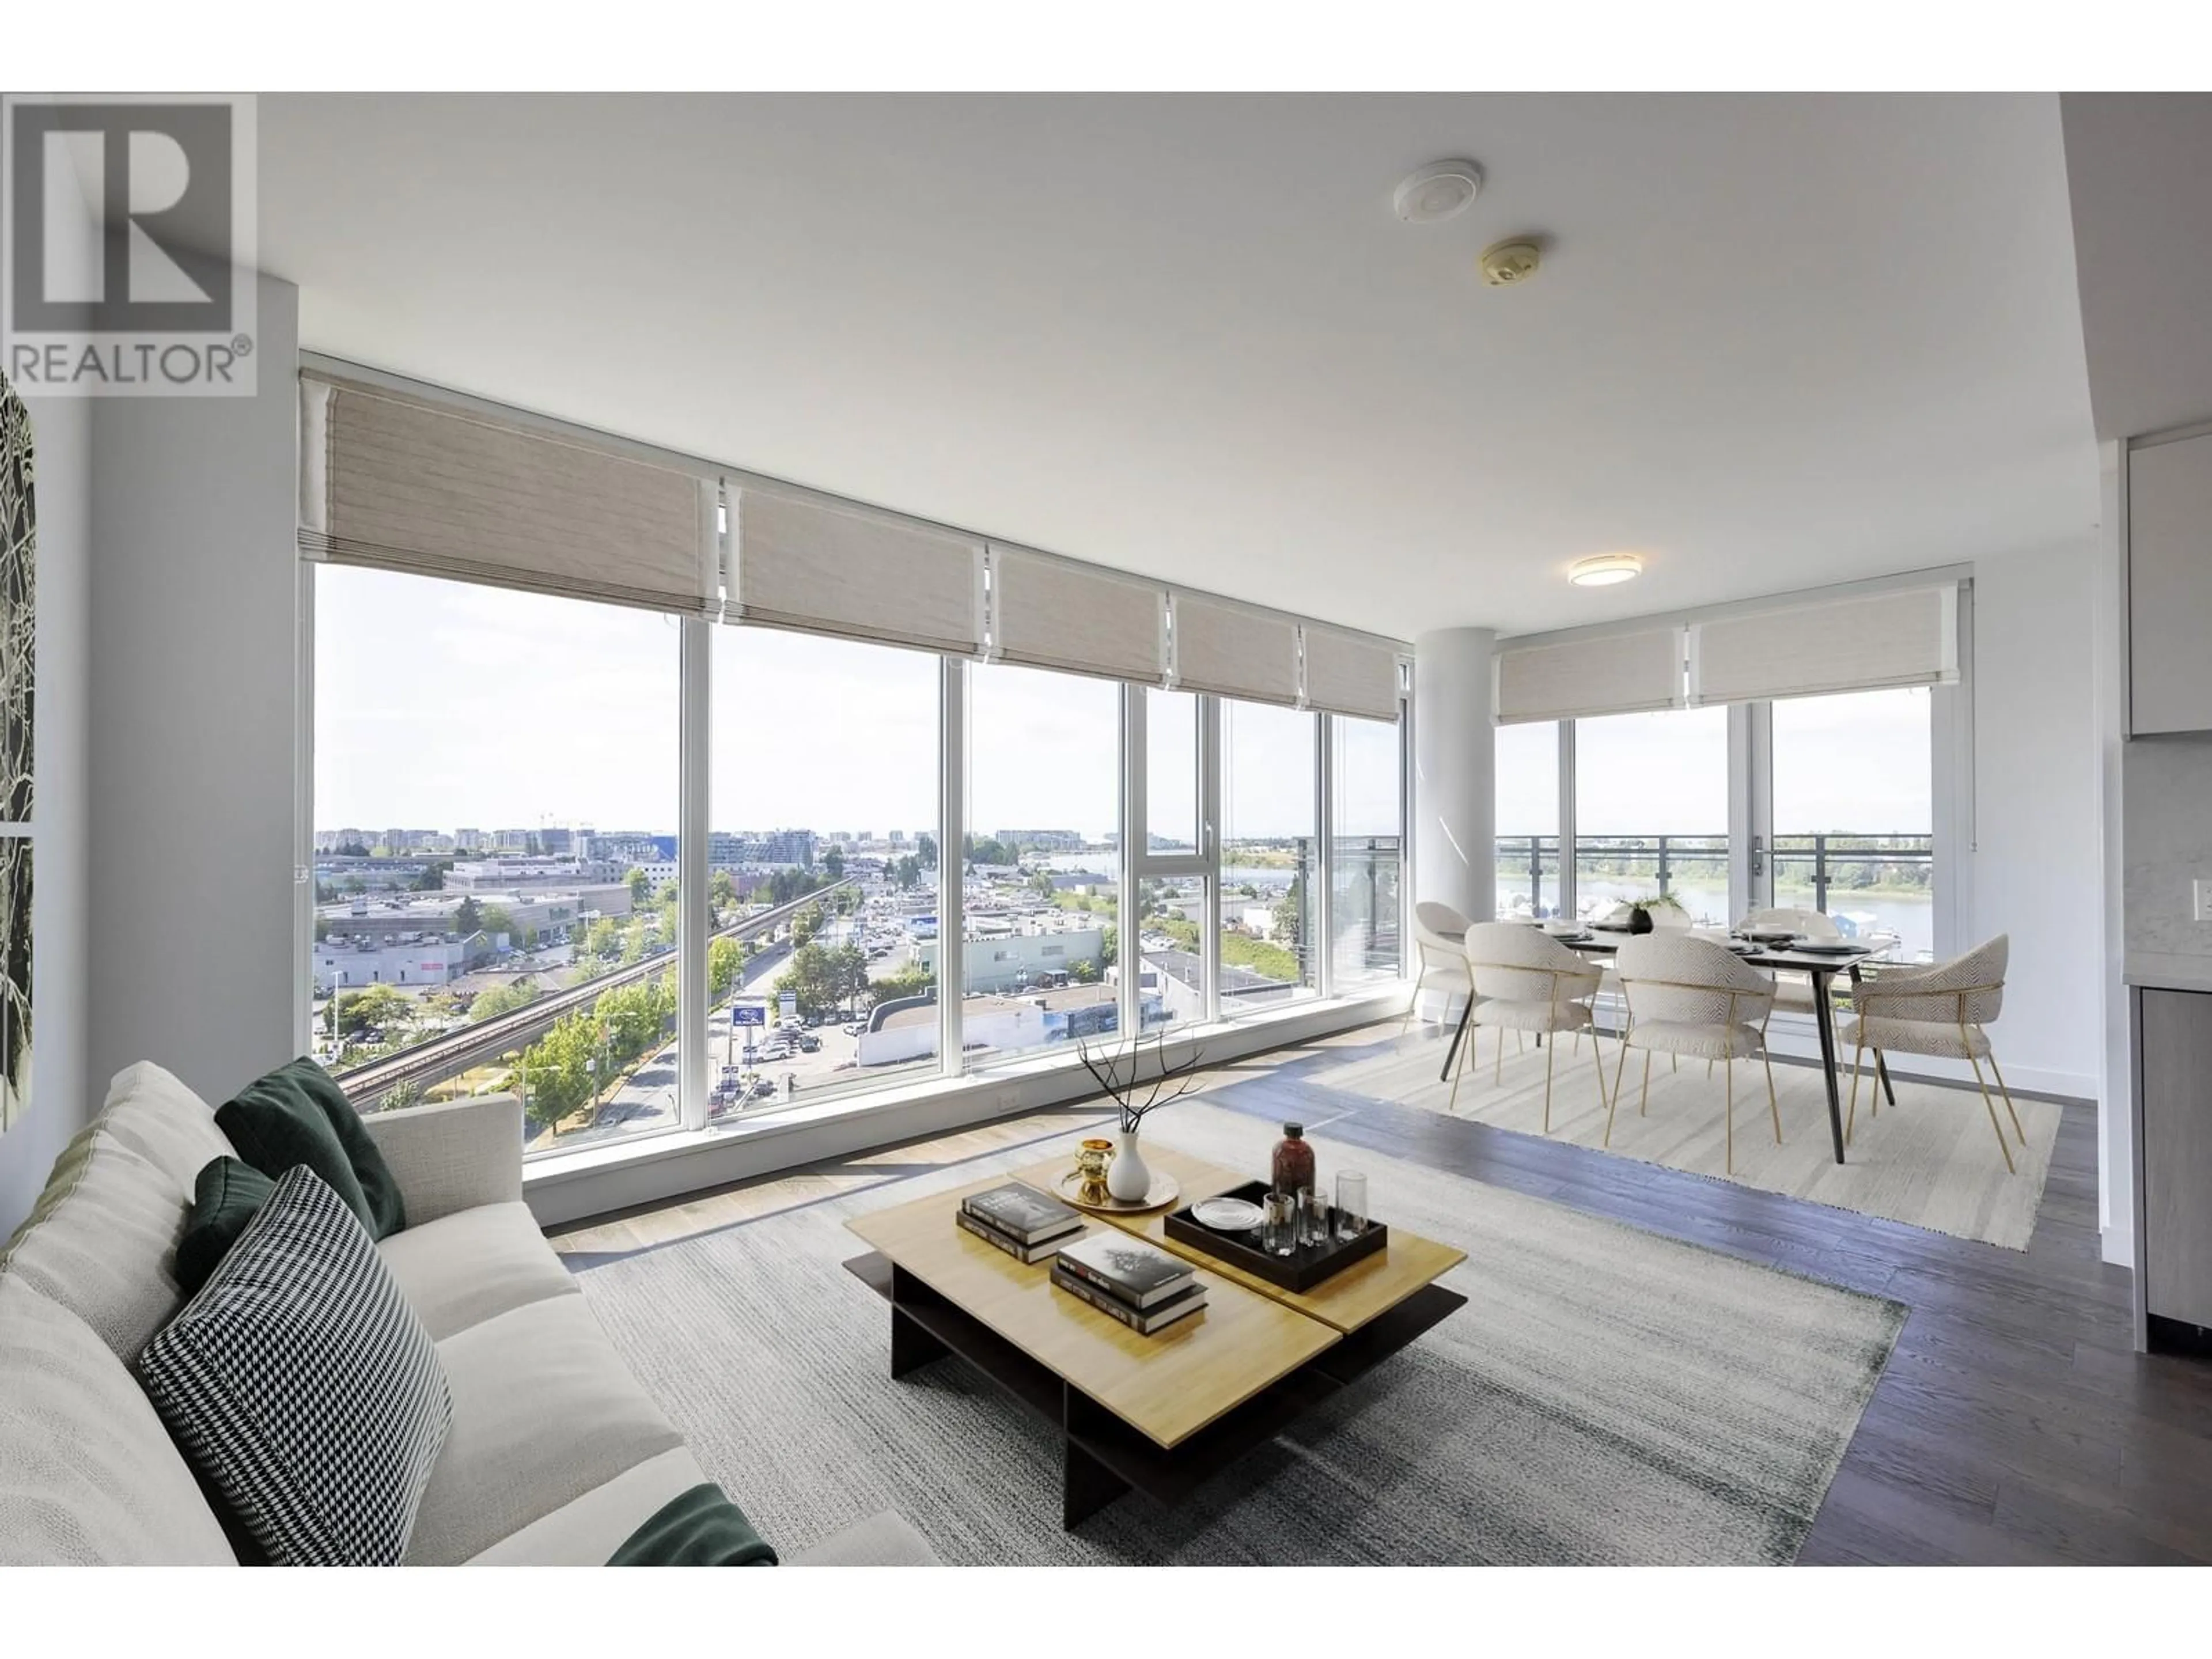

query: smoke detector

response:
[1393,160,1483,224]
[1479,238,1542,287]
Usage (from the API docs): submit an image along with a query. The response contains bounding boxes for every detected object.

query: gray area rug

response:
[1313,1025,2061,1249]
[573,1103,1906,1564]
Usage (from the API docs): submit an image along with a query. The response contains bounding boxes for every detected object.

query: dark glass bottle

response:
[1271,1123,1315,1196]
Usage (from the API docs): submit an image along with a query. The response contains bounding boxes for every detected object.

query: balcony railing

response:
[1497,832,1934,937]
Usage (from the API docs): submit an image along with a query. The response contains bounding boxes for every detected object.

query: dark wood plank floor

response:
[556,1019,2212,1565]
[1201,1024,2212,1566]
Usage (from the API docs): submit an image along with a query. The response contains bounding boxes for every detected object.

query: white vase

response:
[1106,1127,1152,1202]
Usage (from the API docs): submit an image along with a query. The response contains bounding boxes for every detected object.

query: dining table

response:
[1435,928,1895,1165]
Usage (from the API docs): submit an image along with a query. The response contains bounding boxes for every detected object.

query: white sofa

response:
[0,1062,935,1566]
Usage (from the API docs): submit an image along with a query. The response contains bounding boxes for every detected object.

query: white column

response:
[1413,627,1497,929]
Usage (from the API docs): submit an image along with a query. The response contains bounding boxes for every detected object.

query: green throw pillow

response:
[215,1056,406,1240]
[607,1483,779,1566]
[174,1157,276,1297]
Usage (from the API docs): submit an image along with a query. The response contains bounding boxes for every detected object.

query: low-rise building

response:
[915,926,1105,993]
[313,935,479,993]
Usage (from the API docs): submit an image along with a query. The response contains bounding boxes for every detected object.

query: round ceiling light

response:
[1569,553,1644,588]
[1393,159,1483,224]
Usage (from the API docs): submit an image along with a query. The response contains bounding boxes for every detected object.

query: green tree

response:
[1029,869,1058,902]
[453,895,483,935]
[916,832,938,867]
[1100,924,1118,969]
[376,1080,424,1113]
[335,840,370,858]
[870,960,936,1006]
[709,870,737,916]
[708,936,743,1002]
[1070,959,1099,985]
[620,915,651,965]
[626,867,651,904]
[585,916,622,961]
[518,1013,599,1136]
[335,983,411,1038]
[342,876,368,895]
[479,903,517,944]
[791,902,825,948]
[412,861,450,892]
[895,854,922,891]
[823,846,845,881]
[468,978,540,1022]
[313,916,330,943]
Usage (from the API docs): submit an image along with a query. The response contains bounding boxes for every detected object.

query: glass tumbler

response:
[1298,1187,1331,1247]
[1335,1171,1369,1240]
[1263,1191,1299,1256]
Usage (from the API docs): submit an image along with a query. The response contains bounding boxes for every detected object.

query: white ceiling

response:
[257,93,2100,641]
[2061,93,2212,441]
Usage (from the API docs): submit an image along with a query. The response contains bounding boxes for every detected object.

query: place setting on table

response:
[1440,906,1896,1164]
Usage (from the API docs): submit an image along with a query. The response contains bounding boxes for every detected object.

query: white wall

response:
[85,273,302,1107]
[0,391,93,1239]
[1966,542,2105,1100]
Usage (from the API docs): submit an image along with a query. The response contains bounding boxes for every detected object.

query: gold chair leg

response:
[1985,1044,2027,1145]
[1764,1050,1781,1144]
[1640,1051,1652,1116]
[1542,1035,1556,1134]
[1605,1037,1630,1146]
[1967,1051,2017,1175]
[1589,1024,1611,1115]
[1725,1056,1734,1175]
[1846,1039,1864,1146]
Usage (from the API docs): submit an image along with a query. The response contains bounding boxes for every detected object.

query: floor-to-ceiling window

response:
[1330,714,1403,987]
[1218,699,1320,1016]
[312,566,682,1152]
[965,662,1123,1063]
[708,626,941,1113]
[1573,705,1730,926]
[1770,687,1934,959]
[1137,687,1206,1031]
[1494,719,1561,920]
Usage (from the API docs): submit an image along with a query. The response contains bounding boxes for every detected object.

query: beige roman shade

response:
[1172,594,1301,707]
[1690,586,1959,705]
[730,486,984,655]
[1302,625,1403,722]
[298,376,718,615]
[990,545,1165,682]
[1495,627,1686,724]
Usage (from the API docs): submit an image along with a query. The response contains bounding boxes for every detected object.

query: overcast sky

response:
[316,566,1382,840]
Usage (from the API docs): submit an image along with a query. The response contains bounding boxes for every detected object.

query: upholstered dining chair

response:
[1607,934,1780,1175]
[1452,923,1608,1131]
[1840,934,2023,1173]
[1403,900,1474,1036]
[1743,906,1843,1016]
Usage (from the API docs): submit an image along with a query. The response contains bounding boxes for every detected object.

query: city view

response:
[313,567,1403,1153]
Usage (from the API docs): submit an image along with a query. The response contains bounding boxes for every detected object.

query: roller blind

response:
[731,486,984,656]
[991,546,1165,682]
[1690,586,1958,705]
[1495,627,1686,724]
[1302,625,1403,722]
[1172,593,1300,707]
[298,376,718,615]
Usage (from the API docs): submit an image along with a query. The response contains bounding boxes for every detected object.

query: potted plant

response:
[1078,1029,1206,1201]
[1623,892,1685,934]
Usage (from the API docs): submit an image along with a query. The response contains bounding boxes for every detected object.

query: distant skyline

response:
[316,566,1385,841]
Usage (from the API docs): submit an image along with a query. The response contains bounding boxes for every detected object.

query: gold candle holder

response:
[1074,1138,1115,1205]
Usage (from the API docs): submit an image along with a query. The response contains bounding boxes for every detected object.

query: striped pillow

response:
[138,1165,452,1566]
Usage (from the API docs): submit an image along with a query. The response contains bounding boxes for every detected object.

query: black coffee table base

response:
[844,1252,1467,1529]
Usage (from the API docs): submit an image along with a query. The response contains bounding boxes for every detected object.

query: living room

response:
[4,10,2210,1635]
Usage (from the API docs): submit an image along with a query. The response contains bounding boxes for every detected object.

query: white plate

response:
[1191,1196,1266,1232]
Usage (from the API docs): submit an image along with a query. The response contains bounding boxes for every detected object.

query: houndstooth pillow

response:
[137,1164,452,1566]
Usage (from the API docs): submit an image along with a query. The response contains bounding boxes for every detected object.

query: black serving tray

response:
[1162,1180,1387,1293]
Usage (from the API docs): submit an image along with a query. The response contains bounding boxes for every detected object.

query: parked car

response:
[843,1020,866,1036]
[747,1077,777,1100]
[797,1033,821,1052]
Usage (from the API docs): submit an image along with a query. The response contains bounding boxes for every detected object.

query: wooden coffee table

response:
[843,1145,1465,1527]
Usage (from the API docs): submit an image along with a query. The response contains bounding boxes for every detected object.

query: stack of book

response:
[957,1181,1086,1263]
[1053,1231,1207,1335]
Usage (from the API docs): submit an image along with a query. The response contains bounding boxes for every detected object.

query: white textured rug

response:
[1310,1026,2061,1251]
[572,1103,1905,1565]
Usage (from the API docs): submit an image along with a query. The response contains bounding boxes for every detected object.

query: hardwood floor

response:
[551,1019,2212,1565]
